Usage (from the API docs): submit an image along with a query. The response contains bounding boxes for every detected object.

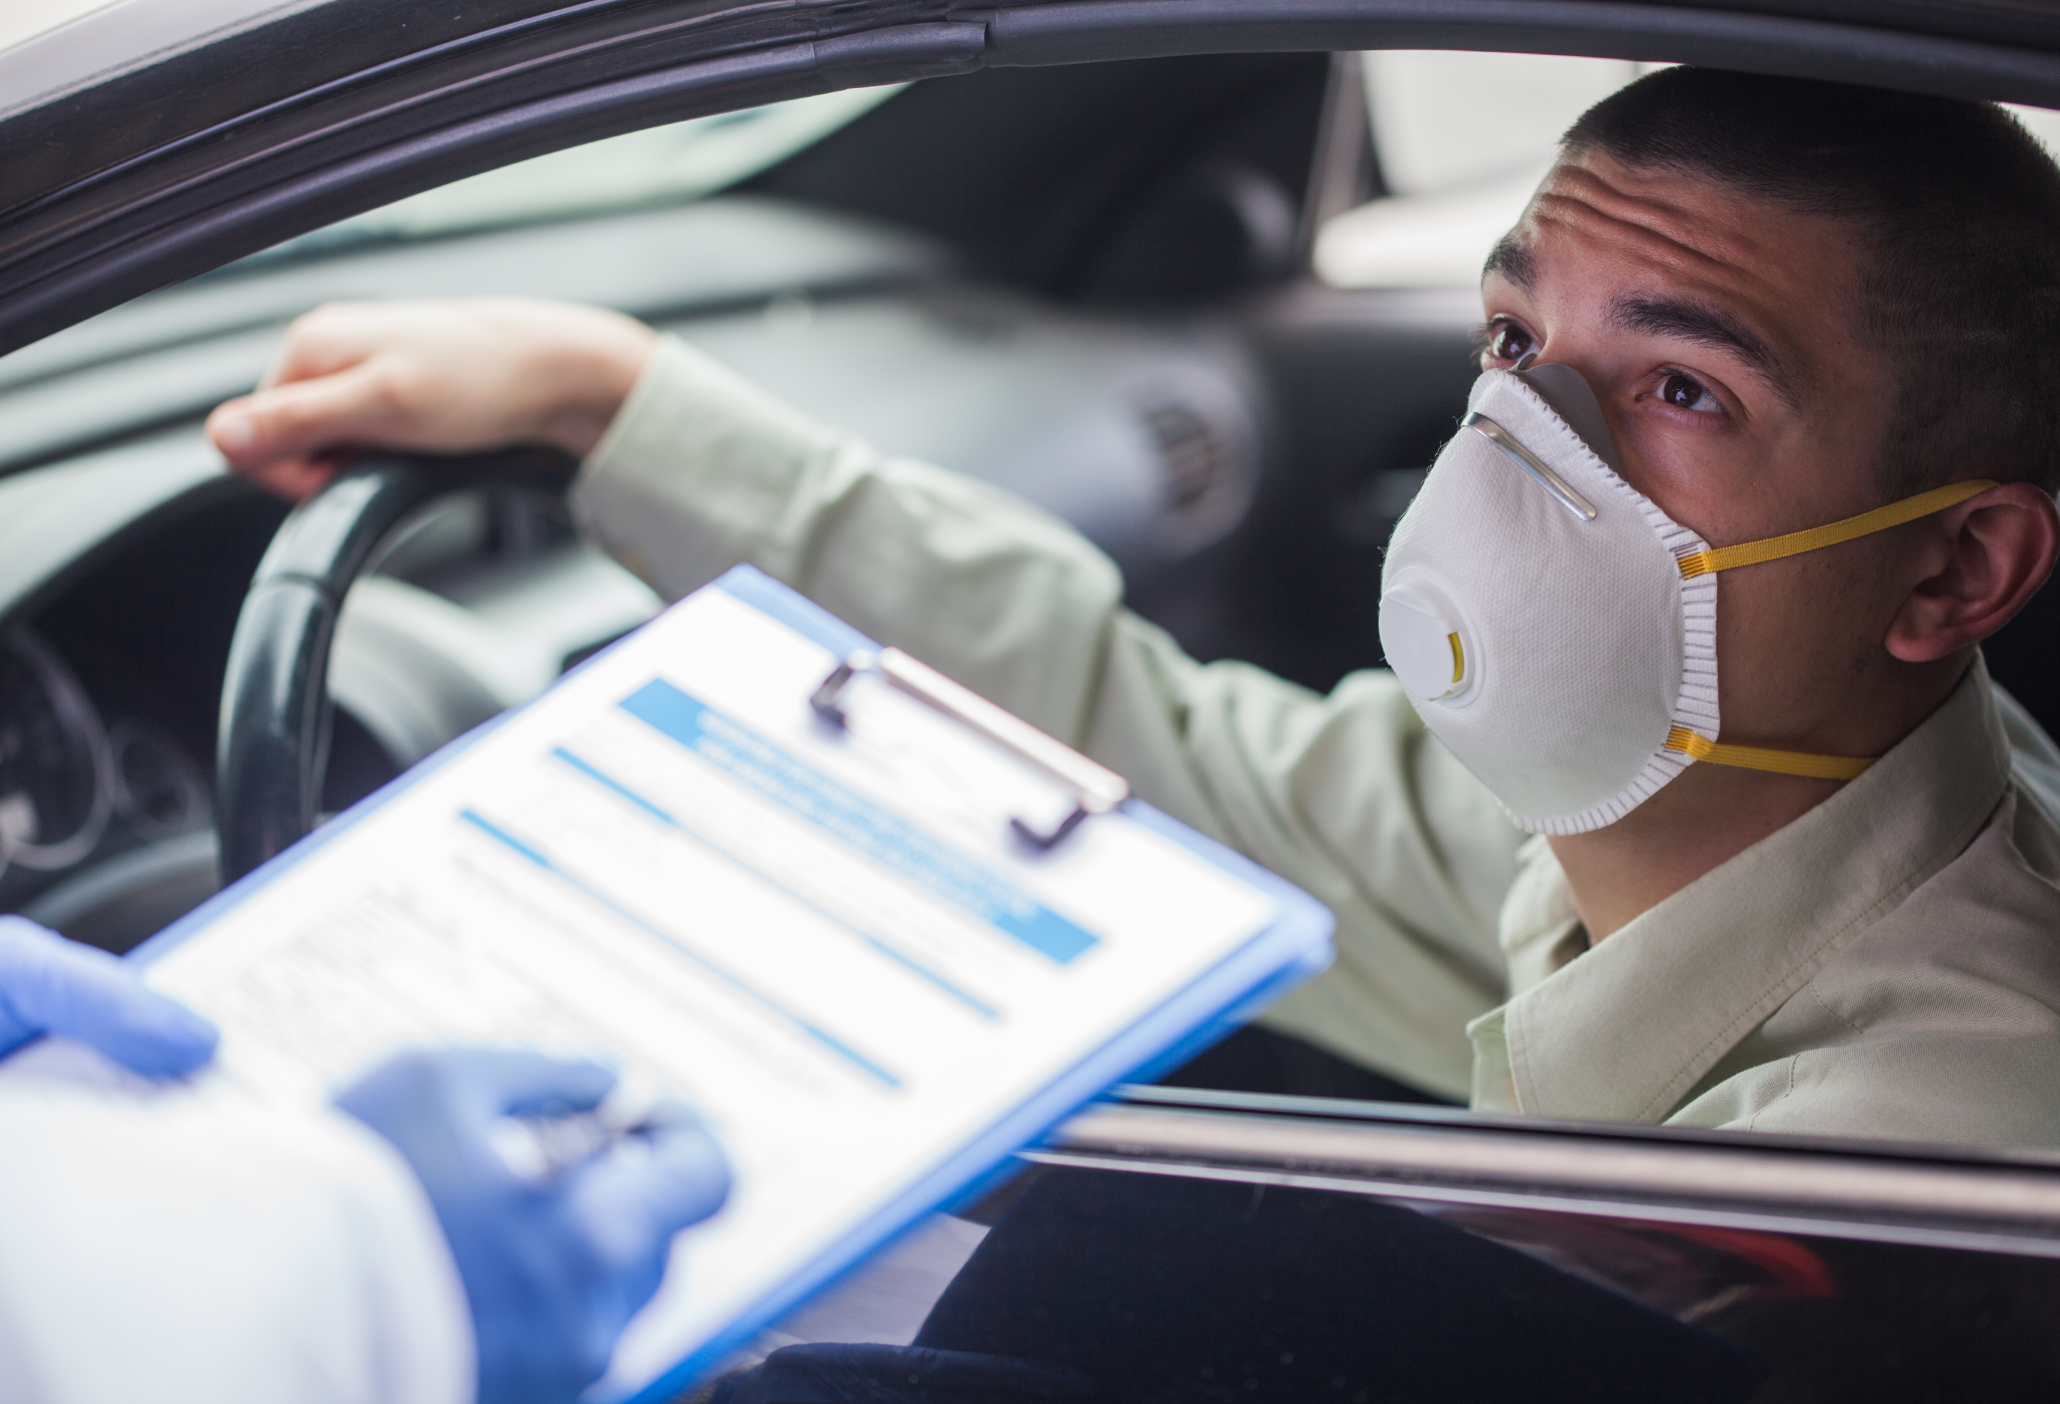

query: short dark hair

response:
[1561,67,2060,498]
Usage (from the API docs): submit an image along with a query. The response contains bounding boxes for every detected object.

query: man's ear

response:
[1885,482,2060,663]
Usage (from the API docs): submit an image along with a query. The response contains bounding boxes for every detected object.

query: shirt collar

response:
[1480,656,2013,1124]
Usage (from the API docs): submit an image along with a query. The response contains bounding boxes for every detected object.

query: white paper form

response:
[124,577,1293,1398]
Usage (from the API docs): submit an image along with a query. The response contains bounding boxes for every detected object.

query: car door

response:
[745,1088,2060,1401]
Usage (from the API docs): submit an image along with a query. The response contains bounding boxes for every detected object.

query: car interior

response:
[11,44,2060,1088]
[11,37,2060,1399]
[0,55,1439,983]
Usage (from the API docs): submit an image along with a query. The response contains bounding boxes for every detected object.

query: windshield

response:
[234,85,903,268]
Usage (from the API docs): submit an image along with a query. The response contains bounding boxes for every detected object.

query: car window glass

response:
[234,85,902,268]
[1318,51,2060,289]
[1315,51,1646,289]
[1365,50,1642,197]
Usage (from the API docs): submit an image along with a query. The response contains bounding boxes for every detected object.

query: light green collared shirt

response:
[573,336,2060,1147]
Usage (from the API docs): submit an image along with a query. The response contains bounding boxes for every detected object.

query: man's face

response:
[1480,149,1919,756]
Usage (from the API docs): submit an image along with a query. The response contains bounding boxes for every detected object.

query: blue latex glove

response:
[712,1344,1094,1403]
[0,915,218,1075]
[335,1048,731,1404]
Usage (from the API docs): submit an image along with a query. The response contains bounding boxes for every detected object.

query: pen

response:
[487,1076,671,1182]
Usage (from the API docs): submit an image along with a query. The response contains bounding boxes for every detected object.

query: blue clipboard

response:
[134,565,1335,1401]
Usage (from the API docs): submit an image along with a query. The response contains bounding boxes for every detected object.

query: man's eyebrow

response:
[1482,234,1535,290]
[1607,293,1803,409]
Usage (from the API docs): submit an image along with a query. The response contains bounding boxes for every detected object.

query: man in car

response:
[207,68,2060,1147]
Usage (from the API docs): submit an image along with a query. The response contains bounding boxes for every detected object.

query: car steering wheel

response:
[216,452,572,884]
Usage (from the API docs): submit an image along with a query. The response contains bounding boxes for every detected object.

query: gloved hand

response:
[335,1048,731,1404]
[711,1344,1094,1403]
[0,915,219,1075]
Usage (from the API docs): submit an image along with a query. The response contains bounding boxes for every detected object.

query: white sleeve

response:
[0,1048,473,1404]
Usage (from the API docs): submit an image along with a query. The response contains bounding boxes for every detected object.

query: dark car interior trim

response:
[981,0,2060,101]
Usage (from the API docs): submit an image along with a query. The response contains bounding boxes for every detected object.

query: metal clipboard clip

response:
[810,647,1130,851]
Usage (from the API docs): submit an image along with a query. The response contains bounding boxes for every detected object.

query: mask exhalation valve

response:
[1378,577,1474,703]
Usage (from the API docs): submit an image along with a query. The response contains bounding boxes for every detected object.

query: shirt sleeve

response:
[572,336,1522,1097]
[0,1062,473,1404]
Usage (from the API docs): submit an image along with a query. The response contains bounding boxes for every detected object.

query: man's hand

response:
[335,1047,730,1404]
[207,299,658,502]
[0,915,219,1076]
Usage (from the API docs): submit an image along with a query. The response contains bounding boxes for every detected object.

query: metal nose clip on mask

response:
[1377,363,1996,836]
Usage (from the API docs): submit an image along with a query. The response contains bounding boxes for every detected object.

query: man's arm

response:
[572,335,1520,1095]
[212,301,1521,1098]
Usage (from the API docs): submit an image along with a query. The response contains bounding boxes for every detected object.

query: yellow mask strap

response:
[1676,479,1997,580]
[1664,727,1874,781]
[1657,482,1996,781]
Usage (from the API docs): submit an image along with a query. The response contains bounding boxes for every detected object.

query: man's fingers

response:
[240,457,339,503]
[208,364,406,473]
[0,916,219,1076]
[259,303,387,391]
[212,299,654,485]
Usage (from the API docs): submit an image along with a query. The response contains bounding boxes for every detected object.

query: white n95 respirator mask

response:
[1377,362,1995,835]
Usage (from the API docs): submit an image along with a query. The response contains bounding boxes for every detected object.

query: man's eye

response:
[1488,322,1535,363]
[1659,371,1720,413]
